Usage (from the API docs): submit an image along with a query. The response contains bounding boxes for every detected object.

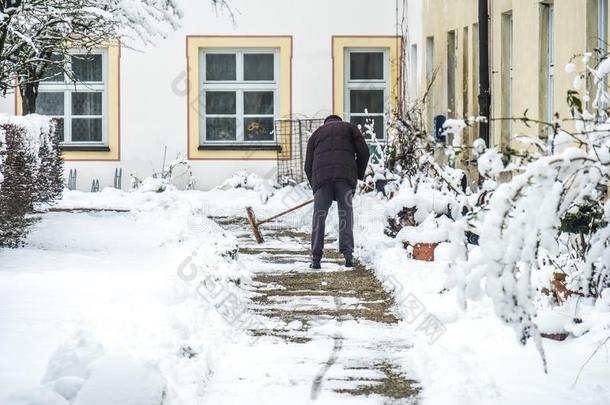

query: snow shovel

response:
[246,199,314,243]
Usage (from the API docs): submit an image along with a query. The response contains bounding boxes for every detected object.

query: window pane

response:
[205,92,236,114]
[72,54,103,82]
[37,92,64,115]
[72,92,102,115]
[351,116,384,140]
[72,118,102,142]
[350,52,384,80]
[350,90,384,114]
[42,54,65,82]
[244,54,274,81]
[206,117,236,141]
[244,117,274,141]
[244,91,274,115]
[52,118,64,142]
[206,54,236,81]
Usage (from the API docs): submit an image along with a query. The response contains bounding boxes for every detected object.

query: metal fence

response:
[275,118,324,185]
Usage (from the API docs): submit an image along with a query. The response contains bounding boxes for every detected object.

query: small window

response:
[37,50,107,145]
[345,49,389,140]
[244,54,274,80]
[206,54,236,81]
[72,54,103,82]
[200,49,278,145]
[349,52,384,80]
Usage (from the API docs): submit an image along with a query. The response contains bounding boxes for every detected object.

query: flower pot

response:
[403,242,438,261]
[541,332,569,341]
[551,272,573,304]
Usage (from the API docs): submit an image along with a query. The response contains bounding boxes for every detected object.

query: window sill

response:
[61,145,111,152]
[198,144,281,151]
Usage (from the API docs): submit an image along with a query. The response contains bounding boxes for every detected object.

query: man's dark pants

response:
[311,180,354,262]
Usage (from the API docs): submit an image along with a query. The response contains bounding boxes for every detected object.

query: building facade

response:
[0,0,406,190]
[407,0,609,151]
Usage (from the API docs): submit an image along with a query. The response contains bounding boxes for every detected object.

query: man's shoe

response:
[345,256,354,268]
[310,260,321,269]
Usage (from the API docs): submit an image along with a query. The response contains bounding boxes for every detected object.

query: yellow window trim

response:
[332,36,403,119]
[15,44,121,161]
[186,36,292,160]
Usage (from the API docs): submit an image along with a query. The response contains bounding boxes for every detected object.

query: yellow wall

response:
[15,45,121,161]
[414,0,605,149]
[332,36,403,117]
[186,36,292,160]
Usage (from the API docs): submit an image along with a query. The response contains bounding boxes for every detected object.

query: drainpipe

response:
[478,0,491,146]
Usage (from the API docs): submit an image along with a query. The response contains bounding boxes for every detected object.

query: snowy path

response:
[203,217,419,404]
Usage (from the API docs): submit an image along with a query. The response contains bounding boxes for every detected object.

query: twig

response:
[572,335,610,387]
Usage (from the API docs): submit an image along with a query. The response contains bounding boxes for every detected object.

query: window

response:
[447,30,457,118]
[599,0,608,50]
[501,11,514,146]
[471,24,479,139]
[344,49,389,140]
[462,26,469,118]
[426,36,435,129]
[37,50,107,145]
[540,2,555,135]
[410,44,418,97]
[200,49,278,145]
[540,3,555,126]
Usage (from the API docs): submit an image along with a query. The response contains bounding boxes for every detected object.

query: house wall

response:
[408,0,605,151]
[0,0,401,191]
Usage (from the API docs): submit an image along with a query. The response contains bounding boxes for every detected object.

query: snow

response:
[442,119,467,147]
[72,355,164,405]
[0,189,250,405]
[385,182,459,224]
[477,148,504,179]
[0,114,54,187]
[396,214,451,244]
[349,192,610,405]
[594,57,610,81]
[1,179,609,404]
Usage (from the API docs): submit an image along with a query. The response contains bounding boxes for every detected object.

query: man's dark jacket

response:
[304,118,370,192]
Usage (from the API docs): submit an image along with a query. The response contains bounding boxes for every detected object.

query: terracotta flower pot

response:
[402,242,438,261]
[551,272,573,304]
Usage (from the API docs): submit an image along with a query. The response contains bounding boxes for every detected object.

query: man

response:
[304,115,370,269]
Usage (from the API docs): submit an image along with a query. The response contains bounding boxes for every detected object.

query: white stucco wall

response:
[0,0,401,190]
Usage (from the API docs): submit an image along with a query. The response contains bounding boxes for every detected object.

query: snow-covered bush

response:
[215,171,275,203]
[441,50,610,369]
[130,154,195,192]
[0,115,63,247]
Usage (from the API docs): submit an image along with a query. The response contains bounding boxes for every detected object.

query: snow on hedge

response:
[0,114,54,187]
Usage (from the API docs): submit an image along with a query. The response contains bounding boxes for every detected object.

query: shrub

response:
[0,116,63,247]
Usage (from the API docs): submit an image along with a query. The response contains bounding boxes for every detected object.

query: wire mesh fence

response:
[275,118,324,185]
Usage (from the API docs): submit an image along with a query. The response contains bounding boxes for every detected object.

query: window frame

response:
[344,47,389,141]
[599,0,608,51]
[547,3,555,124]
[37,49,109,147]
[199,48,280,146]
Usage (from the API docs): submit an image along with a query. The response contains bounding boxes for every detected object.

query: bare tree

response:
[0,0,231,114]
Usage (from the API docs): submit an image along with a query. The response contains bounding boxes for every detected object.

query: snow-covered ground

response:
[1,180,609,404]
[0,188,256,405]
[350,194,610,405]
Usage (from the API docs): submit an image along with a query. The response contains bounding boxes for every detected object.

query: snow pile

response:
[442,118,467,147]
[477,148,505,179]
[396,214,452,245]
[386,181,460,224]
[215,170,275,203]
[0,114,54,187]
[0,189,251,405]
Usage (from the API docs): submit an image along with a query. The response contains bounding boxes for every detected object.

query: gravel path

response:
[203,217,419,404]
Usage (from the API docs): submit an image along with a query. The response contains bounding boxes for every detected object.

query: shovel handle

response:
[257,198,314,226]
